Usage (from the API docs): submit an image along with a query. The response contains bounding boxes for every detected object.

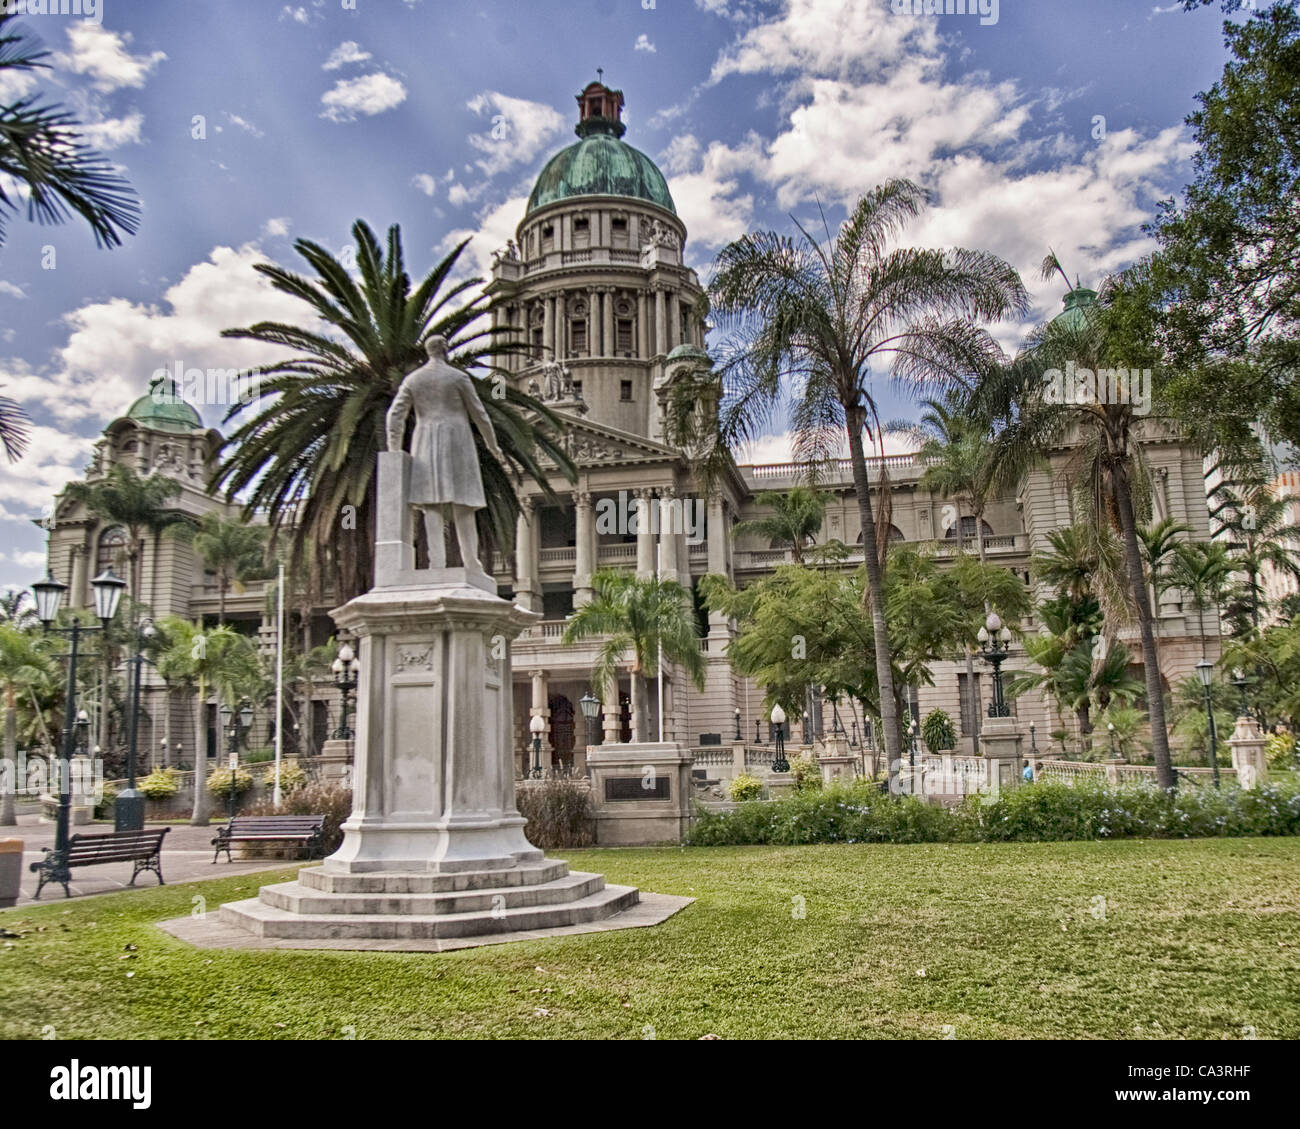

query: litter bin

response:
[0,838,21,908]
[115,787,145,832]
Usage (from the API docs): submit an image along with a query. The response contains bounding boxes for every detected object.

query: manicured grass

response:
[1,838,1298,1039]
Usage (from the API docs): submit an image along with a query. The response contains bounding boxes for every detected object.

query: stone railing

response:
[1037,760,1238,786]
[744,455,922,481]
[539,547,576,566]
[597,543,637,563]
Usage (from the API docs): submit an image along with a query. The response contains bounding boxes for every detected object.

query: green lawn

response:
[2,838,1298,1040]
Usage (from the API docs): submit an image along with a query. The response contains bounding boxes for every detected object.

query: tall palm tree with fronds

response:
[0,12,139,248]
[213,221,574,604]
[1212,478,1300,632]
[62,464,193,604]
[182,514,269,625]
[153,618,261,826]
[980,263,1177,786]
[1030,525,1121,609]
[688,180,1028,761]
[562,570,707,744]
[1139,516,1192,655]
[1170,540,1236,658]
[0,623,53,825]
[730,487,829,564]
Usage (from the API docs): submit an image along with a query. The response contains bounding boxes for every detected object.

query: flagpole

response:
[273,561,285,807]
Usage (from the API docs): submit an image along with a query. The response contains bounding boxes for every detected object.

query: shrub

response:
[138,767,179,800]
[93,782,118,821]
[206,766,254,802]
[790,755,821,792]
[687,777,1300,846]
[243,747,274,764]
[261,760,308,794]
[728,773,764,802]
[516,775,595,850]
[246,782,353,853]
[1266,730,1297,770]
[921,709,955,752]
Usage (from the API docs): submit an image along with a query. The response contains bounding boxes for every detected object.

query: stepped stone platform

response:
[159,859,691,953]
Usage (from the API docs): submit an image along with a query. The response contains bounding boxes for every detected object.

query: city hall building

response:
[40,80,1221,776]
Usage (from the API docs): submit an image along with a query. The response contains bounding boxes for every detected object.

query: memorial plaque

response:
[605,775,671,801]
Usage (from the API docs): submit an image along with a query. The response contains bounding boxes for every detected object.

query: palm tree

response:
[0,623,53,825]
[1170,541,1236,658]
[153,618,261,826]
[1139,516,1192,655]
[183,514,269,624]
[0,589,37,629]
[693,180,1028,761]
[730,487,829,564]
[562,570,707,744]
[1212,478,1300,632]
[0,12,139,248]
[981,265,1178,787]
[63,464,193,604]
[212,221,575,605]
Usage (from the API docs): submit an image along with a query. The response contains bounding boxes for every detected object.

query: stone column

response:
[668,293,680,352]
[574,492,595,607]
[635,488,656,579]
[555,291,567,360]
[603,286,616,357]
[542,296,554,362]
[529,669,552,772]
[658,487,680,583]
[638,291,650,359]
[602,676,622,745]
[514,498,541,613]
[654,287,668,357]
[706,492,730,638]
[1228,714,1268,789]
[588,289,601,356]
[69,544,88,609]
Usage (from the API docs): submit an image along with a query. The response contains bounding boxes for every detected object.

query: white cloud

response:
[0,69,37,104]
[320,72,408,123]
[0,282,25,300]
[226,113,264,138]
[411,173,438,197]
[262,217,292,238]
[437,195,530,279]
[465,91,565,177]
[660,134,756,253]
[53,23,165,93]
[323,41,372,71]
[280,5,312,24]
[76,111,145,150]
[635,34,657,53]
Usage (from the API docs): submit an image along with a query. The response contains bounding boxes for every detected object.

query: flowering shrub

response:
[1266,730,1297,770]
[138,767,179,800]
[688,777,1300,846]
[261,760,308,794]
[206,766,254,802]
[729,773,765,802]
[790,755,821,792]
[921,709,956,753]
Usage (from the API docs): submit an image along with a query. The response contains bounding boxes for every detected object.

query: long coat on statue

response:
[385,358,492,509]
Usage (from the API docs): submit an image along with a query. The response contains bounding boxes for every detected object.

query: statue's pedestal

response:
[815,734,858,785]
[978,715,1024,792]
[220,568,640,942]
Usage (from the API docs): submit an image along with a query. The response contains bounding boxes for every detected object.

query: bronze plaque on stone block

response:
[604,775,671,802]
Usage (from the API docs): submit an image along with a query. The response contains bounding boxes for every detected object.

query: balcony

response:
[732,534,1028,571]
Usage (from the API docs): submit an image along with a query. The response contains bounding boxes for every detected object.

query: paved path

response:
[0,816,299,907]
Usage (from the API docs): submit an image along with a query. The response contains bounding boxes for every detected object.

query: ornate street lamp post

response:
[1107,722,1117,759]
[907,717,918,771]
[1029,720,1038,757]
[1196,658,1221,789]
[117,618,157,831]
[977,612,1013,718]
[579,690,600,751]
[219,701,254,819]
[529,714,545,779]
[1231,668,1251,719]
[331,643,358,740]
[801,710,810,746]
[31,568,126,891]
[770,704,788,773]
[755,719,761,745]
[733,708,742,742]
[850,720,859,748]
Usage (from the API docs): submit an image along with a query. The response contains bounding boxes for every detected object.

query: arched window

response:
[856,526,905,545]
[96,526,130,575]
[943,517,994,541]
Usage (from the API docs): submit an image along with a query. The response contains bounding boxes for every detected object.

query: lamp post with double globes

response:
[529,713,545,779]
[218,700,255,819]
[30,568,127,893]
[977,612,1014,718]
[331,643,358,740]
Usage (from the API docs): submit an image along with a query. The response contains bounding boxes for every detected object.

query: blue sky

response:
[0,0,1242,589]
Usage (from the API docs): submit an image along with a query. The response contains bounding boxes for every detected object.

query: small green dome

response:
[667,343,709,362]
[527,134,676,216]
[126,377,203,432]
[1051,285,1099,332]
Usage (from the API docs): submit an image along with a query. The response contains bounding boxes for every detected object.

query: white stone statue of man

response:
[385,335,504,573]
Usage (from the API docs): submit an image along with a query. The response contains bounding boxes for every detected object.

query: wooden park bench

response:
[211,815,326,864]
[30,827,170,900]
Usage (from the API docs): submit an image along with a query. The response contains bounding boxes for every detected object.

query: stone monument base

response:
[219,857,639,942]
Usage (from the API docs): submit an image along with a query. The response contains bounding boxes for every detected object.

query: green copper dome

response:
[667,343,709,362]
[125,377,203,432]
[1051,285,1099,332]
[526,80,675,216]
[527,135,676,216]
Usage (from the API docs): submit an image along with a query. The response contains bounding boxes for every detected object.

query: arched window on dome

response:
[97,525,130,577]
[614,296,636,358]
[569,299,588,357]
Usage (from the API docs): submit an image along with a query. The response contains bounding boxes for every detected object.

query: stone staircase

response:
[219,858,639,941]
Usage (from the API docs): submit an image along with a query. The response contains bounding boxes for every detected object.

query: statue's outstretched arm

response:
[386,378,413,452]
